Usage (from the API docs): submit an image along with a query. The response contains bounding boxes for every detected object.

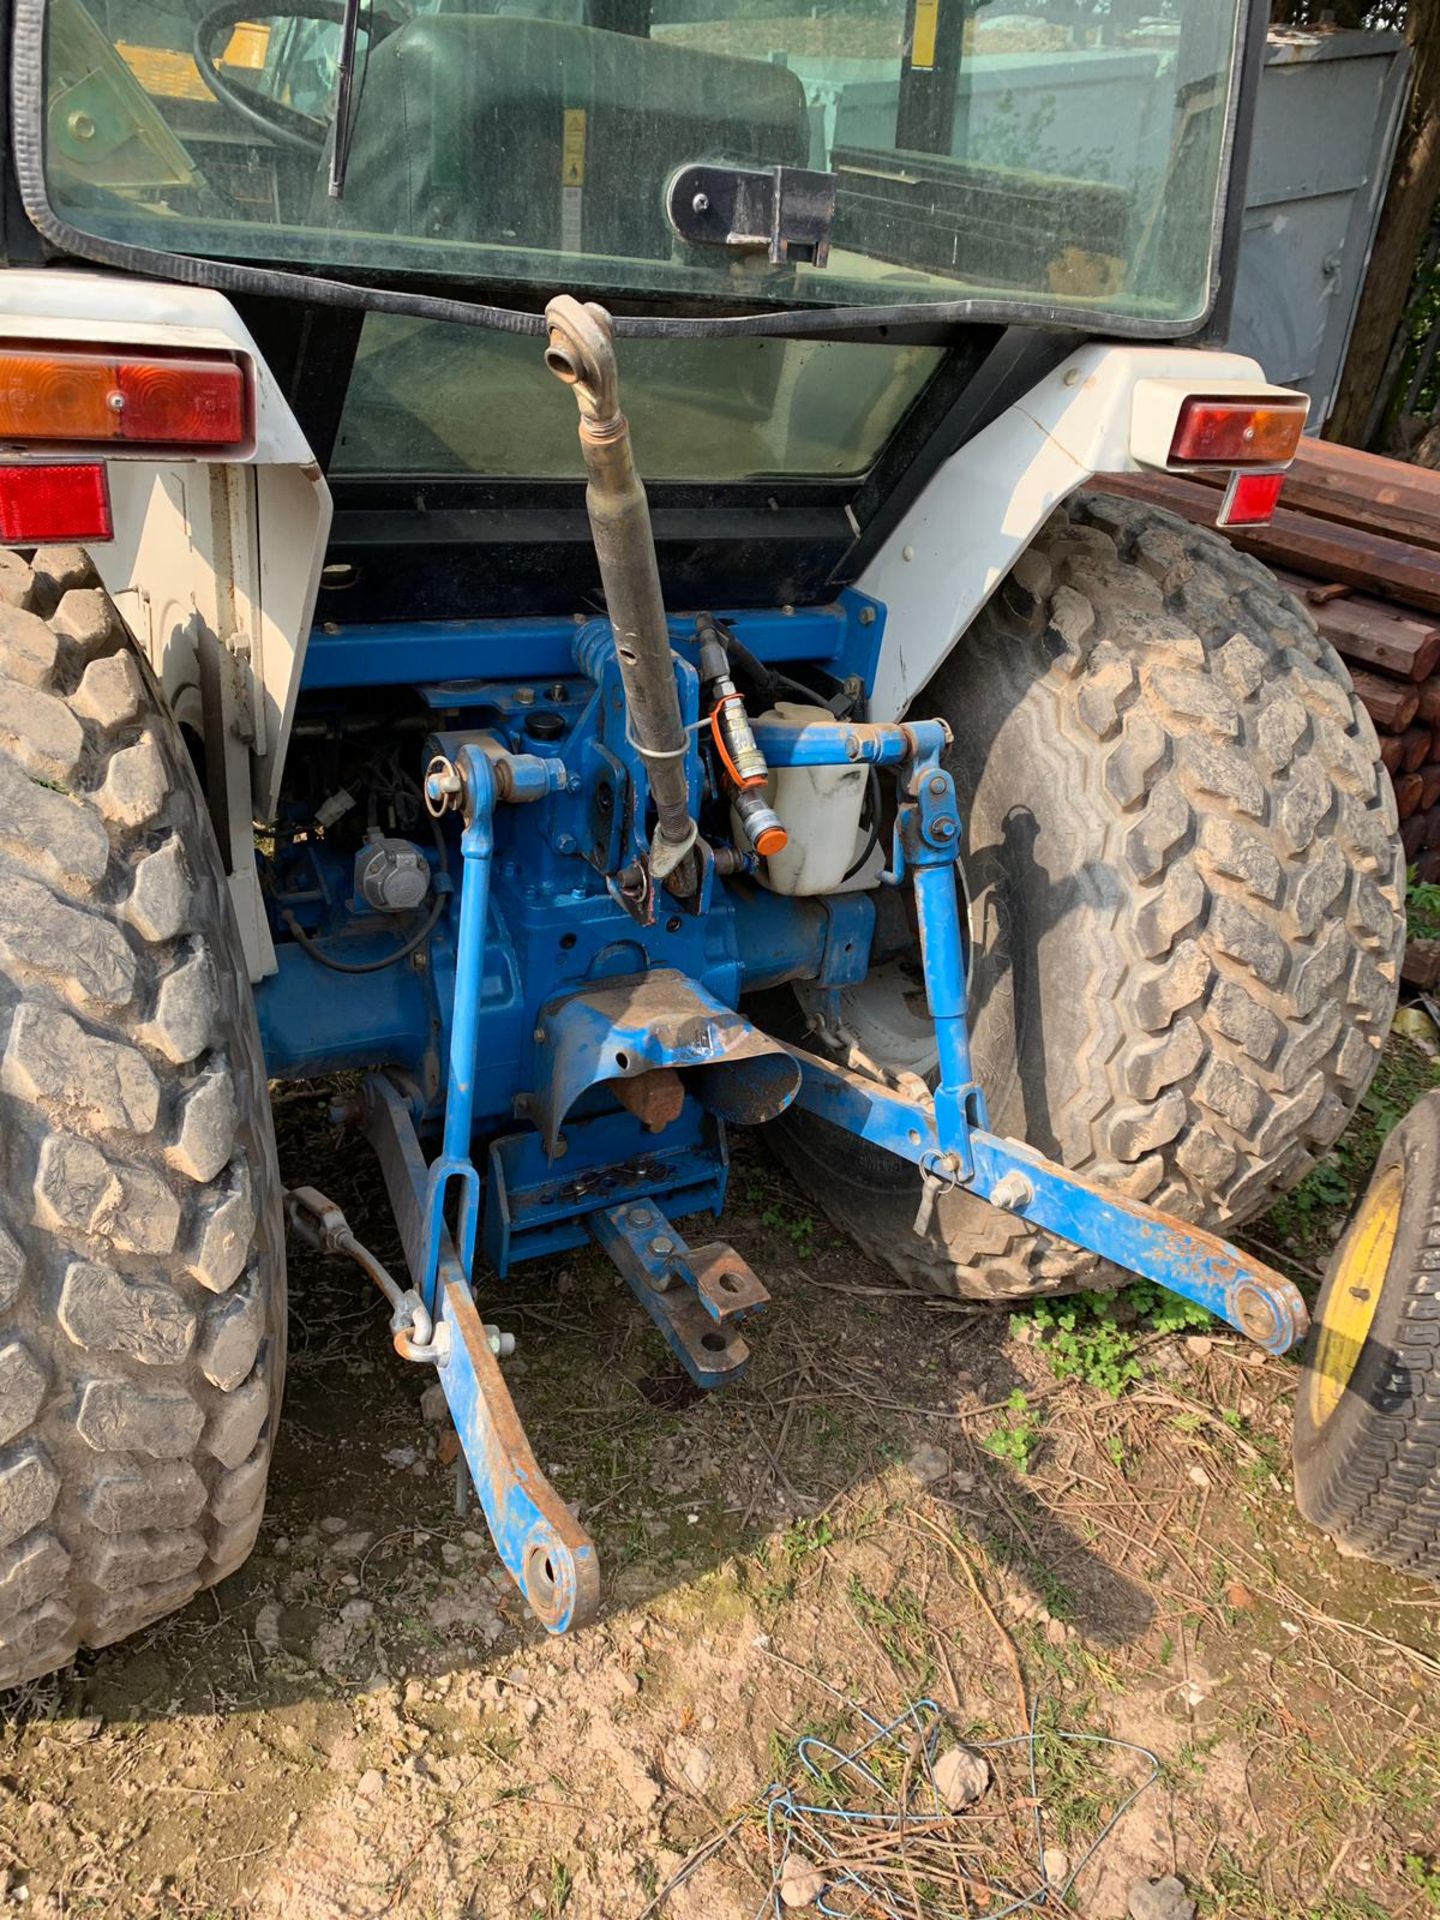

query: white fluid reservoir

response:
[749,701,868,897]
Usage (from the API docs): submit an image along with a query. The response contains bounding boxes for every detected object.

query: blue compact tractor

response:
[0,0,1430,1682]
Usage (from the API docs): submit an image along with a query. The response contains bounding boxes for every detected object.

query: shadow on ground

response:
[21,1090,1152,1731]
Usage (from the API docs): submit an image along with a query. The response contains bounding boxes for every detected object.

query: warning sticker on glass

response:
[561,107,586,252]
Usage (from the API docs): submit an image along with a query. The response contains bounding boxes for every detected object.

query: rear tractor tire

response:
[0,546,285,1688]
[773,492,1404,1299]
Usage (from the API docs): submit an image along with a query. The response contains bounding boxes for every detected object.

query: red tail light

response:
[0,344,248,451]
[1169,395,1307,468]
[0,464,112,543]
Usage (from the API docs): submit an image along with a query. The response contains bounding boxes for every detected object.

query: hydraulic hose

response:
[543,296,698,893]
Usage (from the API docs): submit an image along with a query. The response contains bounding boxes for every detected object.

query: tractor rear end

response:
[0,0,1428,1684]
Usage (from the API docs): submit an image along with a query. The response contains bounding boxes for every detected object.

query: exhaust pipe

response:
[544,296,698,893]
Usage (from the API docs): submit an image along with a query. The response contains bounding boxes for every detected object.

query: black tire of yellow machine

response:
[0,545,286,1687]
[1293,1089,1440,1581]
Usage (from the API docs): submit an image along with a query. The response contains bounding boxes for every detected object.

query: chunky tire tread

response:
[1294,1092,1440,1580]
[0,549,284,1687]
[776,495,1403,1299]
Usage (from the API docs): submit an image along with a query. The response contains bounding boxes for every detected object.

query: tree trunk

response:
[1327,7,1440,447]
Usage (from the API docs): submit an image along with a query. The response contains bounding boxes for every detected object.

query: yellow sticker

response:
[115,42,212,101]
[562,108,587,188]
[911,0,939,71]
[221,21,271,69]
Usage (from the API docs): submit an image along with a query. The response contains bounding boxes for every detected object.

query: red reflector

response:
[0,464,112,543]
[1218,469,1286,529]
[0,345,248,449]
[1169,395,1307,468]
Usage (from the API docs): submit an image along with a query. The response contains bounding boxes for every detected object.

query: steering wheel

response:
[193,0,406,154]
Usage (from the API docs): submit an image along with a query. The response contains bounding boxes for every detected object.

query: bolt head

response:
[991,1172,1033,1213]
[649,1236,675,1256]
[928,773,947,795]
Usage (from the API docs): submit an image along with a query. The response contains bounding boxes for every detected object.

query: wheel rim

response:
[1306,1162,1403,1428]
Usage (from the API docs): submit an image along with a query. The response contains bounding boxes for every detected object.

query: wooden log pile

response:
[1099,440,1440,884]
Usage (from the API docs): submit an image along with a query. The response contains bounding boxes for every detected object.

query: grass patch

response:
[1013,1280,1212,1397]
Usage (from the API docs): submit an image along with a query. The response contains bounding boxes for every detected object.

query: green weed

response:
[781,1514,834,1560]
[1407,869,1440,940]
[846,1574,930,1680]
[1406,1854,1440,1911]
[983,1390,1041,1471]
[761,1201,814,1254]
[1016,1281,1210,1397]
[548,1857,573,1912]
[1027,1701,1116,1848]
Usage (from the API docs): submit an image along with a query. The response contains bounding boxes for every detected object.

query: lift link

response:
[358,739,602,1632]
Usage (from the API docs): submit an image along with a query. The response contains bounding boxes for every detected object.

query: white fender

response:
[859,342,1273,721]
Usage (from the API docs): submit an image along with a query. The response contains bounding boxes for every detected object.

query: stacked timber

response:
[1098,442,1440,882]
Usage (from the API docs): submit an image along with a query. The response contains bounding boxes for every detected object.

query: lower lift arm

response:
[753,713,1310,1357]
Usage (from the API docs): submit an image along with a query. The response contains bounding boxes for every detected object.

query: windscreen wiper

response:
[328,0,365,199]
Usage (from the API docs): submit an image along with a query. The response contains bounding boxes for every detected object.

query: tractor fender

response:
[0,269,332,976]
[859,342,1274,722]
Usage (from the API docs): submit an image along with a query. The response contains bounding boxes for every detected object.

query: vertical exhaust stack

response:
[544,296,698,894]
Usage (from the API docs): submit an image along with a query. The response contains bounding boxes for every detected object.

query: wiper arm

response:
[328,0,365,199]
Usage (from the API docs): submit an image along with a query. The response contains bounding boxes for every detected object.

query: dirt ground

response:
[3,1047,1440,1920]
